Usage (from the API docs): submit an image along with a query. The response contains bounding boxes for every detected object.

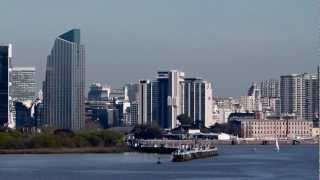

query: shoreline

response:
[0,144,317,154]
[0,146,131,154]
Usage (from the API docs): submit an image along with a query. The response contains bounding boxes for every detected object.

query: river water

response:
[0,145,318,180]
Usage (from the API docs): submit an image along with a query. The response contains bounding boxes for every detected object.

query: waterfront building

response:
[0,44,13,128]
[43,29,85,130]
[138,80,152,125]
[235,118,313,139]
[181,78,213,127]
[11,67,36,102]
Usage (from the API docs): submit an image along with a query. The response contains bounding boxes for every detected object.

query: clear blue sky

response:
[1,0,318,96]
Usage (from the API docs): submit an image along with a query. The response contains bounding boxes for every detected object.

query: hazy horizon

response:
[1,0,318,96]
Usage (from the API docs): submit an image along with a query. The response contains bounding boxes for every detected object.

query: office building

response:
[43,29,85,130]
[280,74,304,117]
[138,80,152,125]
[260,79,280,98]
[181,78,213,127]
[88,83,110,101]
[280,73,319,123]
[11,67,36,102]
[153,70,184,129]
[129,102,139,126]
[0,44,13,128]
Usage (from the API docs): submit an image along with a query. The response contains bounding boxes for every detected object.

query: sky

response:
[1,0,318,96]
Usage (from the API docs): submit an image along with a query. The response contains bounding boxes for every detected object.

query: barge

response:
[172,146,218,162]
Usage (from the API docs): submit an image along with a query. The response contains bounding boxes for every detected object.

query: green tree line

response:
[0,129,124,149]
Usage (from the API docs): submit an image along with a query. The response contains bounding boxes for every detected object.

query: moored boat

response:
[172,146,218,162]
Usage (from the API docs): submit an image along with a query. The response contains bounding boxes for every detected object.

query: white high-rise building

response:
[168,70,185,129]
[11,67,36,102]
[138,80,152,125]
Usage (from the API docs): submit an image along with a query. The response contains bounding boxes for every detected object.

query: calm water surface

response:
[0,145,318,180]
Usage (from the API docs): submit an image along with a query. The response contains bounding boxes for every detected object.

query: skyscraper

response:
[168,70,185,129]
[138,80,152,125]
[280,73,319,123]
[154,72,169,128]
[43,29,85,130]
[280,74,303,117]
[181,78,213,128]
[0,44,12,128]
[153,70,184,129]
[11,67,36,102]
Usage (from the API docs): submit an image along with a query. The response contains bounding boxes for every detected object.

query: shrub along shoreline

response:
[0,129,129,154]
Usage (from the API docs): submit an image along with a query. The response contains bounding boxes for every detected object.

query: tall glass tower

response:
[0,44,13,128]
[43,29,85,130]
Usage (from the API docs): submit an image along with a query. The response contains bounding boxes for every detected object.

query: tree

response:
[177,114,193,129]
[131,125,163,139]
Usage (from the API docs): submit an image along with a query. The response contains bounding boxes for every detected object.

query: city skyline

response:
[1,0,318,96]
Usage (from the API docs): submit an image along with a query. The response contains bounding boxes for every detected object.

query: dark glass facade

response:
[0,46,9,127]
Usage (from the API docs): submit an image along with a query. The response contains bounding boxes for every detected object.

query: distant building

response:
[260,97,280,116]
[181,78,213,127]
[109,88,125,100]
[260,79,280,98]
[235,118,313,139]
[152,70,185,129]
[312,127,319,138]
[43,29,85,130]
[129,102,139,126]
[11,67,36,102]
[125,83,139,103]
[15,101,33,128]
[0,44,13,128]
[88,83,110,101]
[115,100,130,126]
[15,98,43,129]
[138,80,152,125]
[280,73,319,123]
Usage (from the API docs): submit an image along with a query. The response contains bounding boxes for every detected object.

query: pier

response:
[129,138,317,151]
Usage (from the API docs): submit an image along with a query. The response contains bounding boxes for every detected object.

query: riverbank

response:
[0,145,130,154]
